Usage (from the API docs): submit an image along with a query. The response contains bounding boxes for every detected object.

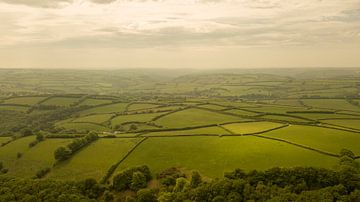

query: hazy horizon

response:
[1,0,360,69]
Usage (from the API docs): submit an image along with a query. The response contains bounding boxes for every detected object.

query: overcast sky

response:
[0,0,359,69]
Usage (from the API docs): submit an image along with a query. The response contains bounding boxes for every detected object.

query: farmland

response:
[0,68,360,186]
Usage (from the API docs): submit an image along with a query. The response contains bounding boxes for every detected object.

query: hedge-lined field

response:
[6,139,72,177]
[115,136,338,178]
[262,125,360,155]
[322,119,360,130]
[3,96,47,106]
[222,121,284,134]
[143,126,230,137]
[79,102,128,115]
[41,97,80,107]
[155,108,244,128]
[49,138,140,180]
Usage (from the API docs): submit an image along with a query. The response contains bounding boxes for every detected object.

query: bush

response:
[130,171,147,191]
[137,189,157,202]
[35,167,51,179]
[112,165,151,191]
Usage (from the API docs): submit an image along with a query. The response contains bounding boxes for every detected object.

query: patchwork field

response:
[222,121,284,134]
[2,96,47,105]
[115,136,338,178]
[41,97,80,107]
[1,69,360,188]
[261,125,360,155]
[155,108,243,128]
[79,102,128,115]
[6,139,73,177]
[111,112,165,127]
[79,98,113,106]
[49,138,140,180]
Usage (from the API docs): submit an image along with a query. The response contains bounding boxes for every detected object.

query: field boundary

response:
[100,137,148,184]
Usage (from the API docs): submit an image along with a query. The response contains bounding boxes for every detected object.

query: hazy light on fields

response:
[0,0,359,69]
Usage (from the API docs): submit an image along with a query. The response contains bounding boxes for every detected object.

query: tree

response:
[130,171,147,191]
[173,177,189,192]
[137,189,157,202]
[36,133,44,141]
[54,146,70,161]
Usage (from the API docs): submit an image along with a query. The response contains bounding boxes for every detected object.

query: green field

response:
[49,138,139,180]
[155,108,243,128]
[56,122,110,132]
[115,136,338,178]
[72,114,114,124]
[79,98,113,106]
[6,139,72,177]
[303,99,360,112]
[0,105,28,112]
[111,112,165,127]
[222,121,284,134]
[0,137,11,145]
[261,125,360,155]
[2,96,47,106]
[0,136,35,167]
[1,68,360,187]
[143,126,230,137]
[127,103,161,111]
[79,102,128,115]
[42,97,80,107]
[321,119,360,130]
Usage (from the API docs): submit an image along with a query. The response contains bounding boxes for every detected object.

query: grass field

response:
[0,136,34,167]
[0,105,28,112]
[128,103,161,111]
[155,108,243,128]
[260,115,312,123]
[321,119,360,130]
[225,109,259,117]
[72,114,114,124]
[199,104,228,111]
[111,112,165,127]
[288,112,359,120]
[49,138,140,180]
[302,99,360,112]
[143,126,230,137]
[261,125,360,155]
[79,102,128,115]
[6,139,72,177]
[0,137,11,145]
[79,99,113,106]
[222,121,284,134]
[42,97,80,107]
[57,122,110,132]
[115,136,338,178]
[2,96,47,106]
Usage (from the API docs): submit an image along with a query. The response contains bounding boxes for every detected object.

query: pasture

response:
[49,138,140,180]
[2,96,47,106]
[261,125,360,155]
[115,136,338,178]
[155,108,243,128]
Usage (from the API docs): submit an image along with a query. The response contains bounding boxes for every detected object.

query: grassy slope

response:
[143,126,230,137]
[6,139,72,177]
[3,97,47,105]
[222,122,284,134]
[262,125,360,155]
[116,136,337,178]
[111,112,165,127]
[49,138,139,180]
[155,108,242,128]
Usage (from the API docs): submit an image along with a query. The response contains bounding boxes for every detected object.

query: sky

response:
[0,0,360,69]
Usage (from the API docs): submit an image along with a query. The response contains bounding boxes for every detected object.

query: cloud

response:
[0,0,359,49]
